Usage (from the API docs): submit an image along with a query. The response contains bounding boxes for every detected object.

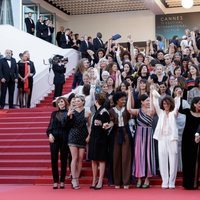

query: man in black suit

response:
[23,51,36,108]
[52,56,68,99]
[93,32,105,52]
[42,19,54,43]
[79,35,94,60]
[60,28,73,48]
[56,26,64,47]
[36,16,45,39]
[24,12,35,35]
[0,49,18,109]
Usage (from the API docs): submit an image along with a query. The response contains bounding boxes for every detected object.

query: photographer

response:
[52,55,68,99]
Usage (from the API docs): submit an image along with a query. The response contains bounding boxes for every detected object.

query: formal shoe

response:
[71,178,80,190]
[136,182,142,188]
[60,182,65,189]
[90,179,98,189]
[53,183,58,189]
[94,183,103,190]
[142,184,150,188]
[123,185,129,189]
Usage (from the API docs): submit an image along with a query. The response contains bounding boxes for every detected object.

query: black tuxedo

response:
[93,37,104,52]
[36,21,45,38]
[79,40,94,60]
[60,34,73,49]
[25,17,35,35]
[27,60,36,108]
[42,25,54,43]
[52,63,66,98]
[0,57,18,108]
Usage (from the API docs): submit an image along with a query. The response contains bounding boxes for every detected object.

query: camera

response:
[49,54,68,65]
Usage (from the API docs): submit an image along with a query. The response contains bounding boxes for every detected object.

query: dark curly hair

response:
[160,95,175,112]
[113,92,127,105]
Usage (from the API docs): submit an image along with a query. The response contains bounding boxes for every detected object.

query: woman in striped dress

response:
[127,87,156,188]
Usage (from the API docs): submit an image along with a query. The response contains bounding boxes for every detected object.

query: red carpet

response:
[0,74,186,186]
[0,186,199,200]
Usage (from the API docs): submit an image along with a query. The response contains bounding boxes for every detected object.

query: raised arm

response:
[151,88,162,115]
[127,86,138,116]
[115,44,123,70]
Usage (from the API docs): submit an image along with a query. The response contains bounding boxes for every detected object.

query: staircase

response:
[0,75,183,185]
[0,75,92,184]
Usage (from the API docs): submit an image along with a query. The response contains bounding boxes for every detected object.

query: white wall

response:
[67,10,155,42]
[11,0,22,29]
[0,25,80,107]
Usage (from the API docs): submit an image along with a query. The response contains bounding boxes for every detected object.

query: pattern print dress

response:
[68,109,88,148]
[133,109,156,178]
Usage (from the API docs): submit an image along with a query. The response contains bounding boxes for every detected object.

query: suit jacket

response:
[79,40,94,60]
[25,17,35,34]
[60,34,73,48]
[93,37,104,51]
[52,63,66,85]
[42,25,54,39]
[36,21,45,38]
[56,31,64,47]
[0,58,18,82]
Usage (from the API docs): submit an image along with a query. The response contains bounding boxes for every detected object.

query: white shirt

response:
[113,107,125,127]
[7,60,11,68]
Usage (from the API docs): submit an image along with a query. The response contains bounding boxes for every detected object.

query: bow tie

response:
[5,58,11,61]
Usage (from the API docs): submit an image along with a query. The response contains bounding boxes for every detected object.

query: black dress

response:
[181,109,200,189]
[68,109,88,148]
[88,107,110,161]
[46,109,71,183]
[17,62,30,91]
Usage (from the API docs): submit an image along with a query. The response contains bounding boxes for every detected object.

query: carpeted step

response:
[0,176,93,185]
[0,167,92,176]
[0,122,49,128]
[0,117,50,123]
[0,127,47,133]
[0,152,51,160]
[0,138,48,145]
[0,160,91,168]
[0,133,47,139]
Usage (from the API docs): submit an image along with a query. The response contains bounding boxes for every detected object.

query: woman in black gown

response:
[46,97,70,189]
[18,53,30,108]
[88,93,110,189]
[181,97,200,189]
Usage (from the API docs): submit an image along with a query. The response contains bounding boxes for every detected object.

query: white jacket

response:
[152,90,180,141]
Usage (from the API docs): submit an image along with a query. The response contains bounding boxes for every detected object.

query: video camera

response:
[49,54,68,65]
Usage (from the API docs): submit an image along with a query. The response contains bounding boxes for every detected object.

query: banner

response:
[156,12,200,39]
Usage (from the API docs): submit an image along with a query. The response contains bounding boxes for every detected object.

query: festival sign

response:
[156,12,200,39]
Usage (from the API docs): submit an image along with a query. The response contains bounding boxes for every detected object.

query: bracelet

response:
[195,132,199,137]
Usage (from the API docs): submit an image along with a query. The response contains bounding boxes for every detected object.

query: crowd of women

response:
[46,29,200,190]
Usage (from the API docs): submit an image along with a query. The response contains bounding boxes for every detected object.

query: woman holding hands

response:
[127,86,156,188]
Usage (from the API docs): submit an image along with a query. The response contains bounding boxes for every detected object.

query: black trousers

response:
[54,83,64,99]
[27,80,33,108]
[50,134,70,183]
[0,80,15,108]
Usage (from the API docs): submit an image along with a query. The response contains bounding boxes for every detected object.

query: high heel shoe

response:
[142,183,150,188]
[136,182,142,188]
[71,178,80,190]
[90,179,98,189]
[94,183,103,190]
